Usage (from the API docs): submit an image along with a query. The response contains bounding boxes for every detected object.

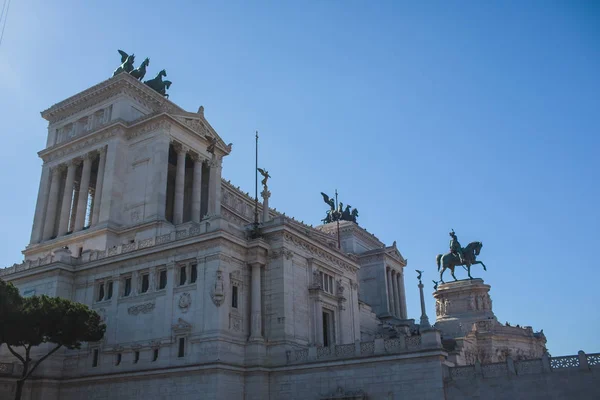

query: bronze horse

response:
[436,241,486,283]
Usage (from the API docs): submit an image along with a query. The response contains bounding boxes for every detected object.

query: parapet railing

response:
[448,351,600,380]
[286,335,424,364]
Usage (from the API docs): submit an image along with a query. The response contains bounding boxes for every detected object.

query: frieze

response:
[283,232,358,273]
[127,302,155,315]
[41,125,123,163]
[126,118,171,140]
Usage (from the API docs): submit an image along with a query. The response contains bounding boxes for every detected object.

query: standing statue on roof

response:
[257,168,271,188]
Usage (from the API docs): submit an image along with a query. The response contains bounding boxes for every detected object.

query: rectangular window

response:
[322,312,330,347]
[115,353,121,366]
[178,338,185,358]
[179,266,187,286]
[152,348,159,362]
[141,274,149,293]
[232,286,238,309]
[123,277,132,297]
[158,270,167,290]
[322,310,335,347]
[106,281,113,299]
[92,349,99,367]
[190,264,198,283]
[97,283,105,301]
[320,272,335,295]
[133,351,139,364]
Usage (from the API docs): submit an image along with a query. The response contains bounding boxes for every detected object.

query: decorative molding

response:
[40,125,123,163]
[172,318,192,335]
[41,73,183,124]
[229,313,242,332]
[127,302,155,315]
[284,232,358,273]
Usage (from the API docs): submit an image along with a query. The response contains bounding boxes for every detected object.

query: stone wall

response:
[446,351,600,400]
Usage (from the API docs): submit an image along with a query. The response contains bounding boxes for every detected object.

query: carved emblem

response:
[210,269,225,306]
[172,318,192,335]
[128,302,155,315]
[178,292,191,313]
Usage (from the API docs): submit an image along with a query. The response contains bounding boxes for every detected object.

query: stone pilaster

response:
[250,262,263,341]
[42,166,63,240]
[173,144,187,225]
[191,155,203,223]
[57,160,78,236]
[91,146,107,226]
[207,156,222,217]
[74,153,93,231]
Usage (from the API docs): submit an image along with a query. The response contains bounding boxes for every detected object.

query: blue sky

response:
[0,1,598,356]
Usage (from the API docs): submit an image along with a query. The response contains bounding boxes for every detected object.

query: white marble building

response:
[0,72,595,400]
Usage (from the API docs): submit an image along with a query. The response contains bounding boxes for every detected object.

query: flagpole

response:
[335,189,341,249]
[254,131,259,227]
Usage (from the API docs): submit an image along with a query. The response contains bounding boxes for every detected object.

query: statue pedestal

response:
[433,278,495,338]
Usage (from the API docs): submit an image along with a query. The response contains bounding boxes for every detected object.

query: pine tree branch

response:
[22,344,62,381]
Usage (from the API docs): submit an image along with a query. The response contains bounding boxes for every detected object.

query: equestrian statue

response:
[436,230,486,283]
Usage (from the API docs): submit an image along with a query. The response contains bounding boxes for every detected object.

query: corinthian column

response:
[173,145,187,225]
[91,147,107,225]
[386,267,395,316]
[392,270,401,318]
[42,166,64,240]
[57,160,78,236]
[74,153,93,231]
[191,155,203,223]
[250,262,264,341]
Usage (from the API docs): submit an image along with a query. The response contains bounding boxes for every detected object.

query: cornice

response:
[39,123,125,163]
[41,73,185,124]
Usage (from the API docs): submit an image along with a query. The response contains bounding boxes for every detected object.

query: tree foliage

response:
[0,279,23,346]
[0,280,105,400]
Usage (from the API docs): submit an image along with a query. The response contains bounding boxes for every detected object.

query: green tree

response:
[0,279,23,346]
[2,294,105,400]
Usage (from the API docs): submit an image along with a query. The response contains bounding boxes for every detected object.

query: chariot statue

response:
[436,230,486,283]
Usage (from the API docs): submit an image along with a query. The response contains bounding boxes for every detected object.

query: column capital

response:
[209,155,222,168]
[189,152,208,163]
[96,146,107,155]
[172,141,189,154]
[81,151,93,161]
[51,164,66,175]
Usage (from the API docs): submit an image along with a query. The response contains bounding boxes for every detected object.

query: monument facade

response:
[0,55,598,399]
